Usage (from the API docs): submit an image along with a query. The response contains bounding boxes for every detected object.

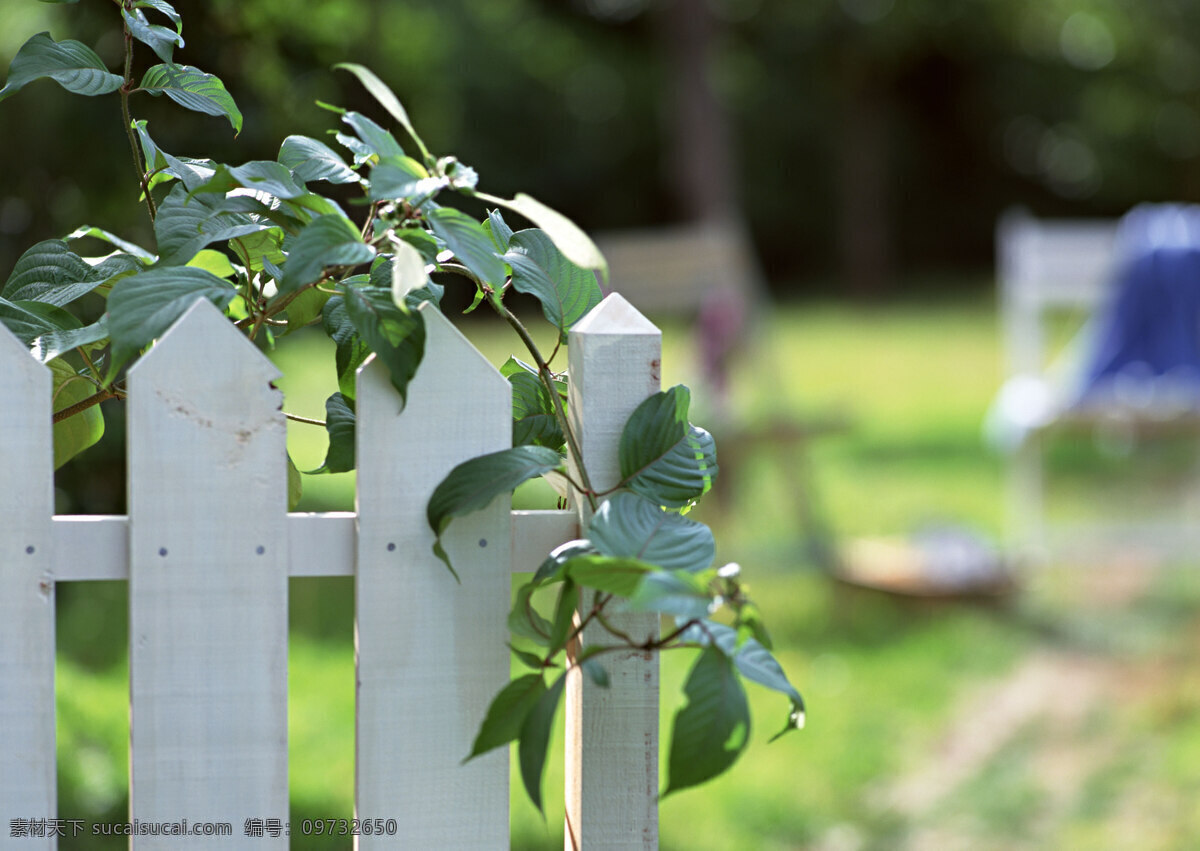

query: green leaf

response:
[0,297,82,347]
[234,228,286,274]
[509,582,553,645]
[533,539,595,586]
[548,581,578,653]
[132,119,216,191]
[508,643,547,672]
[564,555,653,598]
[225,193,312,230]
[341,111,404,160]
[428,446,562,533]
[427,446,561,571]
[475,192,608,286]
[31,315,109,364]
[518,671,567,814]
[185,249,236,279]
[65,226,156,263]
[2,240,105,306]
[154,184,267,265]
[505,229,603,341]
[282,215,376,294]
[340,284,424,404]
[587,492,715,573]
[334,63,432,163]
[106,267,236,370]
[122,7,184,64]
[427,208,506,286]
[501,356,567,398]
[484,209,514,252]
[193,161,307,201]
[663,646,751,797]
[509,372,564,449]
[580,658,610,688]
[465,674,546,761]
[396,228,441,264]
[139,64,242,134]
[321,295,371,399]
[135,1,182,29]
[287,452,303,511]
[368,155,445,203]
[627,569,713,620]
[620,386,717,508]
[84,253,147,291]
[0,32,122,102]
[731,599,774,650]
[310,392,355,474]
[282,286,331,332]
[334,130,374,166]
[463,286,487,315]
[370,255,442,309]
[50,359,104,469]
[677,620,805,742]
[279,135,360,185]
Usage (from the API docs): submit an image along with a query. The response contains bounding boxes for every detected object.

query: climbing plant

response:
[0,0,803,809]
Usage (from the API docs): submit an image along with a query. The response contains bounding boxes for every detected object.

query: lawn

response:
[54,295,1200,848]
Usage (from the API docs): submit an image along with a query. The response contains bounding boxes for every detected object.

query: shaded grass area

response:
[52,297,1200,848]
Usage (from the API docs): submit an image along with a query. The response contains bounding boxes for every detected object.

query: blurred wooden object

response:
[836,534,1016,602]
[594,219,766,315]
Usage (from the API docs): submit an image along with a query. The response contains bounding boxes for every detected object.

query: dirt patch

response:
[881,650,1113,816]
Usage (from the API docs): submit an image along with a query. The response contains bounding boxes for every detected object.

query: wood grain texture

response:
[565,293,662,850]
[126,300,288,847]
[0,325,56,850]
[354,303,511,848]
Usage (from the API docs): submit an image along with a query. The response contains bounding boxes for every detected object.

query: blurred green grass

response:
[54,296,1200,848]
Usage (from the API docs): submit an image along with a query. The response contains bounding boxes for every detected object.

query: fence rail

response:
[0,293,660,849]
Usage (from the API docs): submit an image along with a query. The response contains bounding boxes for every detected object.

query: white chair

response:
[992,207,1200,560]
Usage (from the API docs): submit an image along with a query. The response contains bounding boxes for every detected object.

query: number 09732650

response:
[299,819,398,836]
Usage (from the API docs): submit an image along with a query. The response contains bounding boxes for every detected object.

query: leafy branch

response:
[0,0,804,817]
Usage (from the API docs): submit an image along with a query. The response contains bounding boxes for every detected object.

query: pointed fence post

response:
[0,327,56,850]
[354,303,511,847]
[566,294,662,850]
[126,300,288,846]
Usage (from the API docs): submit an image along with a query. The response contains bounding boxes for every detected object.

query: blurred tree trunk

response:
[836,58,894,300]
[657,0,737,223]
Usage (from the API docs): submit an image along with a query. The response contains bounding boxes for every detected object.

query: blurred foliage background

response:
[5,0,1200,301]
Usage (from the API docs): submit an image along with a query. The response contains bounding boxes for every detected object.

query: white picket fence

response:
[0,293,662,849]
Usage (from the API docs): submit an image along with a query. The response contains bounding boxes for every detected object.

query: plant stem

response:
[284,412,326,427]
[488,294,597,511]
[76,346,104,388]
[53,389,117,424]
[594,608,637,645]
[120,13,155,223]
[656,618,702,647]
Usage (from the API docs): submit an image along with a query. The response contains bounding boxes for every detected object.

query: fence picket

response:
[0,293,664,848]
[0,326,55,850]
[354,303,511,848]
[126,300,288,847]
[566,294,662,850]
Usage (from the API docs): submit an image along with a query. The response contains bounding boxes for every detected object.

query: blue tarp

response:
[1077,204,1200,407]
